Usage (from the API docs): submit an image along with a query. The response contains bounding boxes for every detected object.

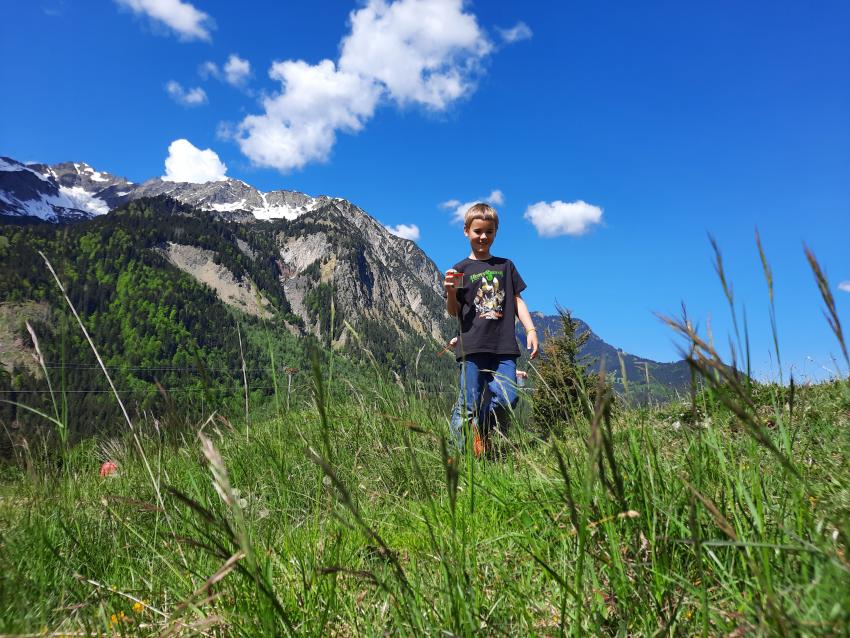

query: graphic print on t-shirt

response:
[471,269,505,320]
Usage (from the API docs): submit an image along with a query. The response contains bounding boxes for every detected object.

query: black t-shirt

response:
[450,256,526,360]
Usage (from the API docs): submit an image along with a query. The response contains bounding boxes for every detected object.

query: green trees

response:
[532,308,604,434]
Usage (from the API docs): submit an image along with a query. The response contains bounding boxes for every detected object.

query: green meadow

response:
[1,246,849,636]
[2,355,849,636]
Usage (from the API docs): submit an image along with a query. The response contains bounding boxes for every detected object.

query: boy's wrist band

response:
[526,328,537,333]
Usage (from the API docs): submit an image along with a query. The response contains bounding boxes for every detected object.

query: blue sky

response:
[2,0,849,381]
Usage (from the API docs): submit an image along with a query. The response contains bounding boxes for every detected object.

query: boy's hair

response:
[464,202,499,230]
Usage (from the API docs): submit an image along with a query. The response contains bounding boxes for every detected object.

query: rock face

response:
[276,199,446,341]
[160,243,273,320]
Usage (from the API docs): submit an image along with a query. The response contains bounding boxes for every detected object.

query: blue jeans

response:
[450,354,519,450]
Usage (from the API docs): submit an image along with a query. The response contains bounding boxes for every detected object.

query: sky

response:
[2,0,849,382]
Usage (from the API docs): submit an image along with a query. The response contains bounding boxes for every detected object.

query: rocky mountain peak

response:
[0,154,333,223]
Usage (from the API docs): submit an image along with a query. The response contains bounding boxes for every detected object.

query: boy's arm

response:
[444,269,460,317]
[515,295,539,359]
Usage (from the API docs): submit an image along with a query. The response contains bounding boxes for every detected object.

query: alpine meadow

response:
[2,0,850,636]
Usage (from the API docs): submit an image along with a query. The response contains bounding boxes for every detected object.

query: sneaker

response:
[472,426,486,458]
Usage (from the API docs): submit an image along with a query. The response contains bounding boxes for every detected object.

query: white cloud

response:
[385,223,420,241]
[339,0,491,109]
[199,60,219,79]
[839,281,850,293]
[224,54,251,86]
[440,189,504,223]
[231,0,496,172]
[523,200,603,237]
[162,139,228,183]
[115,0,214,41]
[201,54,252,87]
[235,60,381,171]
[166,80,207,106]
[497,21,532,44]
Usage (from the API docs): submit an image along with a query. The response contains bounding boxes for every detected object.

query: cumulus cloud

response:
[235,60,382,171]
[231,0,496,172]
[385,223,421,241]
[440,189,504,223]
[114,0,214,41]
[496,21,532,44]
[339,0,491,109]
[839,281,850,293]
[201,54,252,87]
[162,139,228,183]
[166,80,207,106]
[224,54,251,86]
[523,200,603,237]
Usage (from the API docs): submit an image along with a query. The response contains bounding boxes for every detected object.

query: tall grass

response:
[1,243,849,635]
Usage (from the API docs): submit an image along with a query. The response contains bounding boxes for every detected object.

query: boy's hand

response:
[527,330,539,359]
[444,268,459,292]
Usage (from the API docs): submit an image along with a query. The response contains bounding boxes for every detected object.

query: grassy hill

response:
[0,357,848,634]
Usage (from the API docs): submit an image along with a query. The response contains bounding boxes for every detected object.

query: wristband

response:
[526,328,537,334]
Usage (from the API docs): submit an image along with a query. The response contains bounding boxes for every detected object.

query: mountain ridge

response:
[0,156,329,223]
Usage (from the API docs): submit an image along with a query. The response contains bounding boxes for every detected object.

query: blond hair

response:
[463,202,499,230]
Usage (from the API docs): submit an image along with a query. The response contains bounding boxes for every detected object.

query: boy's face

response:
[464,218,497,258]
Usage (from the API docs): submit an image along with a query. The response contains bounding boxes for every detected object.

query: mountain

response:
[0,156,327,223]
[0,154,450,343]
[0,157,124,222]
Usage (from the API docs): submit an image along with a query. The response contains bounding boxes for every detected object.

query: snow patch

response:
[6,194,60,222]
[89,170,107,182]
[57,186,110,216]
[250,192,319,220]
[1,185,109,221]
[253,204,310,221]
[210,199,248,212]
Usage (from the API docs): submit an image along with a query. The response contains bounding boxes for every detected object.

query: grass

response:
[1,244,849,636]
[1,367,848,636]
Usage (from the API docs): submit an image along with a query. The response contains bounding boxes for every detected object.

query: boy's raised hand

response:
[444,268,459,291]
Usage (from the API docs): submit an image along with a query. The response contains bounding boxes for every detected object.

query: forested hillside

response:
[0,198,455,446]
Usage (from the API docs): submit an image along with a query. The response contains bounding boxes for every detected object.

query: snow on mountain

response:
[0,156,325,223]
[0,157,111,221]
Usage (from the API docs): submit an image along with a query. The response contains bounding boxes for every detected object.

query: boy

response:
[444,203,538,455]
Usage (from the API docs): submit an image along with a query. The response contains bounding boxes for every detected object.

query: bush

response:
[532,308,609,435]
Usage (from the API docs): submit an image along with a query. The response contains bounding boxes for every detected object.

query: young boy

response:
[444,203,538,455]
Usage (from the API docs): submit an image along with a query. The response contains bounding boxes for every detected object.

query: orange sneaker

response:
[472,426,486,458]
